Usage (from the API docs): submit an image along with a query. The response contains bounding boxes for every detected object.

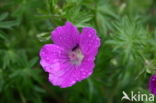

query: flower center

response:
[68,45,84,65]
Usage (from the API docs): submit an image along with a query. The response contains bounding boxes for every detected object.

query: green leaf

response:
[0,12,8,21]
[0,20,19,29]
[0,32,7,40]
[29,57,39,68]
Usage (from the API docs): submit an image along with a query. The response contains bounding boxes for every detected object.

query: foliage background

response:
[0,0,156,103]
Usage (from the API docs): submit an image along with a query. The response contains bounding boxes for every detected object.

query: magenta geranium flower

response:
[39,22,100,88]
[149,75,156,95]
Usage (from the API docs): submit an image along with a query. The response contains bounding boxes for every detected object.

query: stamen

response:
[68,45,84,65]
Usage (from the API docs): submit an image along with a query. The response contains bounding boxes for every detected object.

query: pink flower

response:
[39,22,101,88]
[149,75,156,95]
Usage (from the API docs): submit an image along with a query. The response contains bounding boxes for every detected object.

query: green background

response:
[0,0,156,103]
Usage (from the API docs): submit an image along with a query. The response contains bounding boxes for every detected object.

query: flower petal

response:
[48,64,77,88]
[39,44,68,73]
[48,57,95,88]
[79,27,100,57]
[51,22,79,50]
[75,57,95,81]
[149,75,156,95]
